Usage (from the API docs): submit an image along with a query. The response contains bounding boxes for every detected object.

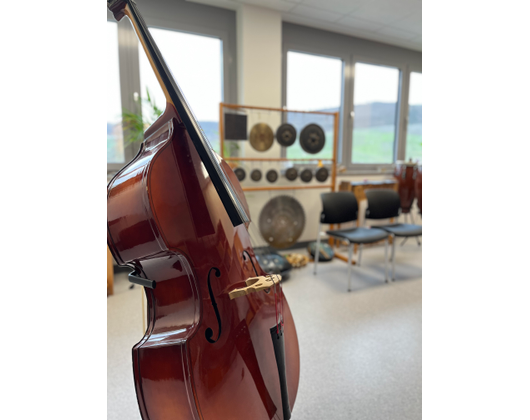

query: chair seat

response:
[326,227,388,244]
[374,223,422,237]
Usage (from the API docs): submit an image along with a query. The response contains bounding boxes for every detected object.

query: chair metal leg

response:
[416,235,421,246]
[358,243,363,267]
[391,234,396,281]
[347,242,353,292]
[384,238,389,283]
[400,236,408,246]
[314,221,321,275]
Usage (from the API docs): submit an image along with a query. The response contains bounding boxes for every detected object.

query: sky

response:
[409,71,422,105]
[139,28,222,122]
[286,51,343,111]
[286,51,421,109]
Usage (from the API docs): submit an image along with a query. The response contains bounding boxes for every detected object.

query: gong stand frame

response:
[220,102,348,257]
[220,103,339,194]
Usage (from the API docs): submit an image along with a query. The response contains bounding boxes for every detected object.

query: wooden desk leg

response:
[107,246,114,296]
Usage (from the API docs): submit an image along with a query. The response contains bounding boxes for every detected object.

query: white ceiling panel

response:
[336,15,384,32]
[233,0,297,12]
[301,0,366,15]
[376,26,418,41]
[388,10,422,34]
[186,0,422,51]
[349,1,418,25]
[289,4,344,22]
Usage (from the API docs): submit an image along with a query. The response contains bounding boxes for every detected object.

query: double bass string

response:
[248,223,284,332]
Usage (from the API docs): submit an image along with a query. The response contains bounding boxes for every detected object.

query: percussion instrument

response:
[415,165,422,214]
[299,123,325,154]
[234,167,246,182]
[266,169,279,183]
[249,122,274,151]
[276,123,297,147]
[300,169,313,183]
[284,167,298,181]
[250,168,262,182]
[315,167,329,183]
[259,196,305,249]
[393,160,418,213]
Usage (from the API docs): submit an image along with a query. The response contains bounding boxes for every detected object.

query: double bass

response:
[106,1,300,419]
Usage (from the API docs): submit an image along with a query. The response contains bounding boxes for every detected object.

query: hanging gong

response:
[234,167,246,182]
[249,123,274,152]
[276,123,297,147]
[285,167,298,181]
[250,169,262,182]
[266,169,278,183]
[300,123,326,154]
[259,195,306,249]
[315,167,329,182]
[300,169,313,183]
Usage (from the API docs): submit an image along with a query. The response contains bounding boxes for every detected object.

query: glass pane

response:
[286,51,342,159]
[107,22,125,163]
[351,63,400,164]
[406,72,422,163]
[139,28,222,153]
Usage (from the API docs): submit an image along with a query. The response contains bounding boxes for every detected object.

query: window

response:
[139,28,223,152]
[351,63,400,164]
[406,72,422,163]
[286,51,342,159]
[107,21,125,164]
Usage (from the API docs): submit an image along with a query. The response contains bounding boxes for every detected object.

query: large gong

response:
[259,196,305,249]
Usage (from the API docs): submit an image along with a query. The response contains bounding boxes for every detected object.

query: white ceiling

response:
[187,0,422,51]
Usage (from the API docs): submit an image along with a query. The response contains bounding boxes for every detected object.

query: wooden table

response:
[339,179,398,201]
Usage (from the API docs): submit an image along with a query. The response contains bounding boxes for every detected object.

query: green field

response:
[285,123,422,164]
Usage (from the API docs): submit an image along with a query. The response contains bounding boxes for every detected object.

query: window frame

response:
[347,55,405,172]
[282,23,422,175]
[403,68,422,164]
[281,46,347,161]
[107,6,237,173]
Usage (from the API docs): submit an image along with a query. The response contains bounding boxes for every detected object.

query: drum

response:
[414,165,422,215]
[393,160,418,214]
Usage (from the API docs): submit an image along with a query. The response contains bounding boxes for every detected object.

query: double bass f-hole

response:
[205,267,222,344]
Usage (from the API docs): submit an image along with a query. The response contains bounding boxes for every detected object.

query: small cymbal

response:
[234,167,246,182]
[249,123,274,152]
[285,167,298,181]
[266,169,278,183]
[250,169,262,182]
[315,167,329,182]
[300,169,313,183]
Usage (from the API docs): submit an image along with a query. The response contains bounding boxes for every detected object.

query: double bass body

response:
[108,98,300,419]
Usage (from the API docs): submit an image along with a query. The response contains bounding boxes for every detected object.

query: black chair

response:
[364,189,422,281]
[314,192,389,291]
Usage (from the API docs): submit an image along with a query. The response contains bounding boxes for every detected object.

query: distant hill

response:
[284,103,421,131]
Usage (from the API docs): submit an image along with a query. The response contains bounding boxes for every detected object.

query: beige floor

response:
[107,239,421,420]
